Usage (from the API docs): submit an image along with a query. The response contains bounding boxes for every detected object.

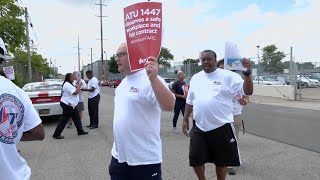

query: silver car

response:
[22,82,63,117]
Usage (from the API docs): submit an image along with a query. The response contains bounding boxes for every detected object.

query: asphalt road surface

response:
[16,87,320,180]
[101,86,320,152]
[243,103,320,153]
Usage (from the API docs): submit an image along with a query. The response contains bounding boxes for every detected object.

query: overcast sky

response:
[21,0,320,74]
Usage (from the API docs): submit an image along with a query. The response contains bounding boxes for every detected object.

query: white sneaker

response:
[172,127,179,133]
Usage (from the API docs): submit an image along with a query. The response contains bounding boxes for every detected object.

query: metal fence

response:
[159,60,320,101]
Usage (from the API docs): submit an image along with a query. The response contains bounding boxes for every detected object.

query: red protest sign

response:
[182,85,189,97]
[124,2,162,72]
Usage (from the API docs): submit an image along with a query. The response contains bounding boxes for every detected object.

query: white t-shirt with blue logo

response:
[186,69,245,132]
[0,76,42,180]
[111,69,172,166]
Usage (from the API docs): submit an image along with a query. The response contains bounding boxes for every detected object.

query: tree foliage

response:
[158,47,174,67]
[0,0,26,53]
[108,55,119,74]
[260,44,286,74]
[14,50,50,77]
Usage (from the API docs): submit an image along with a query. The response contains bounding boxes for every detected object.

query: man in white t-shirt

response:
[67,71,87,128]
[182,50,253,180]
[108,43,175,180]
[82,70,100,129]
[0,37,45,180]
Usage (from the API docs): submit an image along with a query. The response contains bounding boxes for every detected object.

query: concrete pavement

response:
[250,95,320,111]
[17,87,320,180]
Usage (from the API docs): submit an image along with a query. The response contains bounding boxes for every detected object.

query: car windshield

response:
[262,77,272,81]
[23,83,62,92]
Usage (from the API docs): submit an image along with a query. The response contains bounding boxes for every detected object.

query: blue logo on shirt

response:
[0,93,25,144]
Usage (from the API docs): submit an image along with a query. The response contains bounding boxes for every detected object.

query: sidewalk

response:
[250,95,320,111]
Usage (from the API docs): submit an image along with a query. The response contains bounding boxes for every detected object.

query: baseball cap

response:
[0,37,13,61]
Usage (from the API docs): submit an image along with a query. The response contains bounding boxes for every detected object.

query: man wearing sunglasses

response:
[0,37,45,180]
[108,43,175,180]
[182,50,253,180]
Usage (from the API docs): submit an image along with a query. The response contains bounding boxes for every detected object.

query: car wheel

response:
[304,82,308,88]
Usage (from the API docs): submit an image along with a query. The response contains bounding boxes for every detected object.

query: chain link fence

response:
[158,59,320,101]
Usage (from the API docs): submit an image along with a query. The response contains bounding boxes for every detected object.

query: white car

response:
[163,78,176,89]
[297,76,320,88]
[253,76,282,85]
[22,82,63,117]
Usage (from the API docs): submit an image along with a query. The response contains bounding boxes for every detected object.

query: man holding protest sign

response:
[108,2,174,179]
[109,43,174,180]
[182,50,253,180]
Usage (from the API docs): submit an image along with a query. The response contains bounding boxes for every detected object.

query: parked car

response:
[297,75,320,88]
[45,79,63,83]
[109,79,122,88]
[305,74,320,82]
[253,76,282,85]
[163,78,175,89]
[22,82,63,117]
[100,80,110,86]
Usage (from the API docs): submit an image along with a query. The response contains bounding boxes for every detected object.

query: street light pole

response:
[257,45,260,84]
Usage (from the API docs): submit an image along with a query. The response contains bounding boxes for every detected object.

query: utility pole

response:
[77,36,81,72]
[289,47,293,87]
[95,0,108,80]
[188,58,191,77]
[256,45,260,84]
[25,8,32,82]
[90,48,93,70]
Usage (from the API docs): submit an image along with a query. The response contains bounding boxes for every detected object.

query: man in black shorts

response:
[171,70,186,133]
[182,50,253,180]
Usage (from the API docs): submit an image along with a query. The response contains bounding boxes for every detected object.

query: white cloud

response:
[22,0,320,74]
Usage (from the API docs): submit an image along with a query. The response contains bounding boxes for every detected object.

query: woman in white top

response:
[52,73,88,139]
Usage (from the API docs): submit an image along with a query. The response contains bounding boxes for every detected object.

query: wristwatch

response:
[242,69,251,76]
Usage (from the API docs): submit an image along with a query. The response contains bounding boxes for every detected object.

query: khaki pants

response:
[233,114,243,140]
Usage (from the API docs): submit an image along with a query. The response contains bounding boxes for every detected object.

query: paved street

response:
[17,87,320,180]
[243,103,320,153]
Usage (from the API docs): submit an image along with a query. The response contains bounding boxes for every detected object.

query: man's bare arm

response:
[150,78,175,111]
[21,124,45,141]
[182,103,193,136]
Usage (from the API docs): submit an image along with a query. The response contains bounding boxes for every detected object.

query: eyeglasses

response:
[114,52,128,59]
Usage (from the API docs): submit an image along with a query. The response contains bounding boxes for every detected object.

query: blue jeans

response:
[109,157,162,180]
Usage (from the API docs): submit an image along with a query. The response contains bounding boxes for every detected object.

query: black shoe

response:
[52,135,64,139]
[86,125,92,128]
[78,131,89,135]
[90,126,98,129]
[228,168,236,175]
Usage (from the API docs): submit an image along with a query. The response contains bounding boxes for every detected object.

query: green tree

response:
[0,0,26,53]
[260,44,286,74]
[158,47,174,67]
[108,55,119,74]
[14,50,50,77]
[182,58,202,76]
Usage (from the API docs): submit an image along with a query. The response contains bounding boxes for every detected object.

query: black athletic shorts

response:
[109,157,162,180]
[189,123,241,167]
